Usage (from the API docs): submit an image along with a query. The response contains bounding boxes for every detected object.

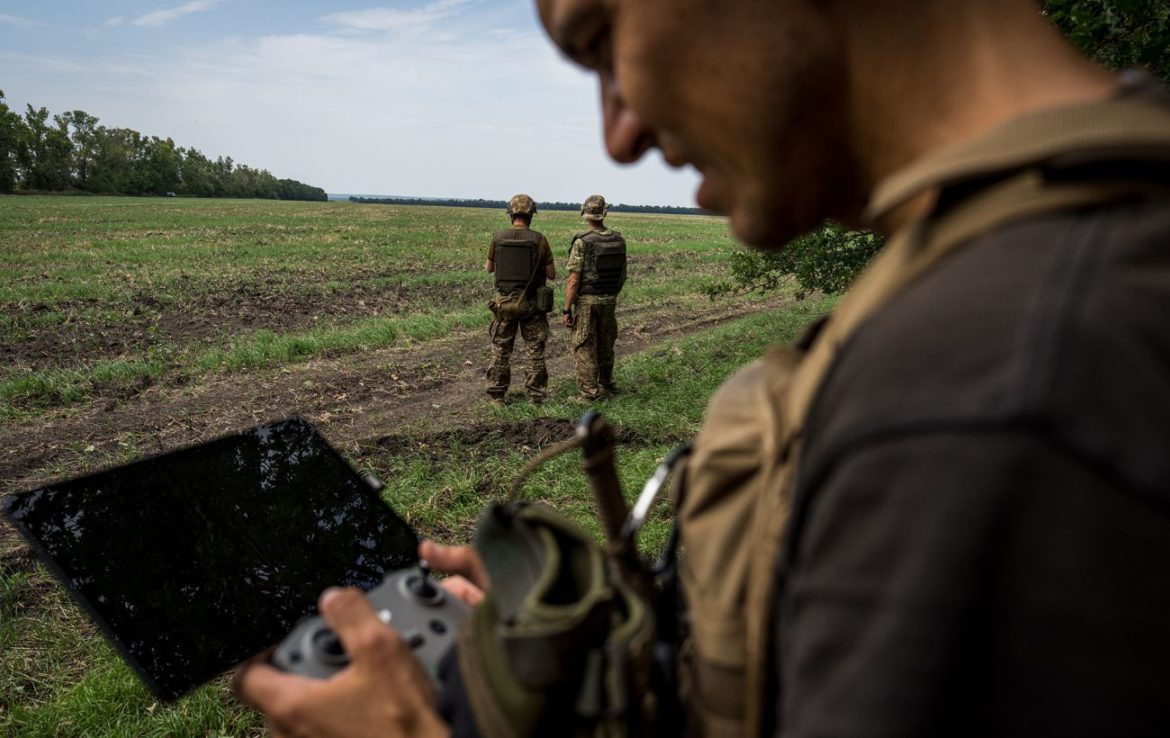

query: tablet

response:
[2,417,418,700]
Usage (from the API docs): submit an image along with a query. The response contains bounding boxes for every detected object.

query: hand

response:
[419,541,487,607]
[234,588,449,738]
[562,312,573,328]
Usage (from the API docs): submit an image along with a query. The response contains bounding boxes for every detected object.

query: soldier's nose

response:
[600,78,655,164]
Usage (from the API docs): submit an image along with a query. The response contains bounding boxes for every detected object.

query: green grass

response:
[0,194,837,736]
[0,196,741,416]
[0,298,835,737]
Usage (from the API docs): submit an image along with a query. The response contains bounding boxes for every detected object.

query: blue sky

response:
[0,0,700,205]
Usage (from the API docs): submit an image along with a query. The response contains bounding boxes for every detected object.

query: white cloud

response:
[132,1,220,28]
[322,0,472,33]
[2,6,700,205]
[0,14,42,28]
[103,17,126,28]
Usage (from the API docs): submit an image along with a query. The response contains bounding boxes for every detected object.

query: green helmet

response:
[506,193,537,217]
[580,194,609,221]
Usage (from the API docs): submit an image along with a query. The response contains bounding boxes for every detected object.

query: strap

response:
[866,95,1170,222]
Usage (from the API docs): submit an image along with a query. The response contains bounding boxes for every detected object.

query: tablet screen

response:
[3,417,418,700]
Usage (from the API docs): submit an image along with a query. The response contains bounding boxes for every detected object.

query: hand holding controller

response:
[271,564,471,682]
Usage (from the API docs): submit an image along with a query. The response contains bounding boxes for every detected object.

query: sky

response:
[0,0,701,205]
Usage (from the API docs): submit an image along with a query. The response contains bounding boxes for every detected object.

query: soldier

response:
[484,194,556,405]
[563,194,626,401]
[237,1,1170,736]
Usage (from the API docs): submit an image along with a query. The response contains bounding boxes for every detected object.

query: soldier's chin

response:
[700,179,803,249]
[727,201,803,251]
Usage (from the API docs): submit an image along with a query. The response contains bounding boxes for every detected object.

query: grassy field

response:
[0,197,734,418]
[0,195,833,736]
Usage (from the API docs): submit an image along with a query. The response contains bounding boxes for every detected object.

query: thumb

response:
[419,541,490,590]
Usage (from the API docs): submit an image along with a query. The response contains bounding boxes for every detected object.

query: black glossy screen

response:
[3,417,418,700]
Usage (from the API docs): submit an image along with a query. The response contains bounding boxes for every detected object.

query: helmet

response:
[580,194,609,221]
[506,194,537,217]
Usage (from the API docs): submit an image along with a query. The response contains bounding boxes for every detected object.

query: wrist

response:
[562,308,571,314]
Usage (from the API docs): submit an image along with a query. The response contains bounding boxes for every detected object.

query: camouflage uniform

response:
[567,195,626,400]
[487,195,554,403]
[488,312,550,402]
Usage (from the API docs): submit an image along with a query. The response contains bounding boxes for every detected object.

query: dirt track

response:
[0,294,789,504]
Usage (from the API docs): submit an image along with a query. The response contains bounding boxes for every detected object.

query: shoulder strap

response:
[866,95,1170,221]
[793,97,1170,447]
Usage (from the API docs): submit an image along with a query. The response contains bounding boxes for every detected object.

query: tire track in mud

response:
[0,293,795,510]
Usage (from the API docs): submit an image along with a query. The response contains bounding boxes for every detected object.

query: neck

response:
[832,0,1118,232]
[512,219,528,228]
[588,222,605,230]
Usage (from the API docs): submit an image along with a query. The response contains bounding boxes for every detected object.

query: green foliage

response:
[708,222,884,297]
[0,91,24,192]
[1043,0,1170,81]
[0,97,326,200]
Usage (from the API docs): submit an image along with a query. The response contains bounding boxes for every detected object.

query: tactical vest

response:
[574,230,626,296]
[675,91,1170,738]
[494,228,545,295]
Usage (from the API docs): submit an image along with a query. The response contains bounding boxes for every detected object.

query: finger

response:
[439,575,485,607]
[419,541,489,589]
[318,587,404,669]
[233,659,315,714]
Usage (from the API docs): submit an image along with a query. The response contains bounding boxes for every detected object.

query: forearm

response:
[564,272,580,307]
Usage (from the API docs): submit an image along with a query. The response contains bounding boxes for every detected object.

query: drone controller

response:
[272,565,470,682]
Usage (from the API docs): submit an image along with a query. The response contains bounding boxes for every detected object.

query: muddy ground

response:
[0,293,790,560]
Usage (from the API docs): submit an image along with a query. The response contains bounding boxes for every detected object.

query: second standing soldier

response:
[563,194,627,401]
[486,194,556,405]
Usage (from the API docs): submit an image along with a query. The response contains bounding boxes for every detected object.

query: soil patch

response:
[1,275,487,372]
[0,292,795,500]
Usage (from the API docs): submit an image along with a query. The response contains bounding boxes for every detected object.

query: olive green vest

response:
[573,230,626,296]
[494,228,545,295]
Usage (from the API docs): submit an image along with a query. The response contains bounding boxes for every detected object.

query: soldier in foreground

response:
[483,194,555,405]
[563,195,627,401]
[237,0,1170,735]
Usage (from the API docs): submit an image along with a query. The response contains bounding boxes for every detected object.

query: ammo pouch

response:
[489,291,532,321]
[534,285,555,314]
[458,501,656,738]
[453,413,675,738]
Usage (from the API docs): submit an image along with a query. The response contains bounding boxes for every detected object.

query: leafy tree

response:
[57,110,101,189]
[1043,0,1170,81]
[141,136,182,195]
[88,126,142,194]
[0,90,26,192]
[706,223,884,298]
[20,105,72,191]
[178,147,216,197]
[0,96,327,200]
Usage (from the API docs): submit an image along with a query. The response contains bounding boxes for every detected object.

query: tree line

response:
[349,196,710,216]
[0,92,326,201]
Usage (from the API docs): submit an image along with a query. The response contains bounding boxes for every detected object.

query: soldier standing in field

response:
[485,194,556,405]
[563,195,627,401]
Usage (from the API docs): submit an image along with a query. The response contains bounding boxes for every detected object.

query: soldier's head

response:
[534,0,1085,248]
[580,194,609,227]
[535,0,851,248]
[506,193,538,226]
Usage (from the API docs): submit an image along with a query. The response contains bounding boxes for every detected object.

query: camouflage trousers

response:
[487,311,549,401]
[571,300,618,399]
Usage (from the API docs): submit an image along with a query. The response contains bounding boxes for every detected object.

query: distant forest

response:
[349,196,710,216]
[0,91,326,201]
